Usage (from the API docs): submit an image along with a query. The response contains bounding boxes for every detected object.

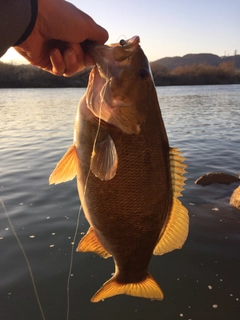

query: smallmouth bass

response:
[49,36,189,302]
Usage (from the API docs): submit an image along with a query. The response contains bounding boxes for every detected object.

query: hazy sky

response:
[1,0,239,64]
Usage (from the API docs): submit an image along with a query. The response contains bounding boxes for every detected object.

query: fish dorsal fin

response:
[153,198,189,255]
[90,135,118,181]
[154,148,188,255]
[170,148,187,198]
[49,145,77,184]
[91,272,163,302]
[77,227,111,259]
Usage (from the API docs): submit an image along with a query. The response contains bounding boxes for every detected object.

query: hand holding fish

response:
[13,0,108,76]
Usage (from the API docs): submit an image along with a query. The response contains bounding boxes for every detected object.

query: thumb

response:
[39,0,108,44]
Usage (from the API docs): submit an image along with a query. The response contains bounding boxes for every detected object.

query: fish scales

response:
[78,127,171,279]
[49,36,189,302]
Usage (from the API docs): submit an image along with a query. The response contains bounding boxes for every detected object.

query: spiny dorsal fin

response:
[170,148,187,198]
[77,227,111,259]
[90,135,118,181]
[91,273,163,302]
[49,145,77,185]
[153,198,189,255]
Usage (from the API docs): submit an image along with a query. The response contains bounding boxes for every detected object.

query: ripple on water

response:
[1,85,240,320]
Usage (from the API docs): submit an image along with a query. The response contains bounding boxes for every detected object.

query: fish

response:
[49,36,189,302]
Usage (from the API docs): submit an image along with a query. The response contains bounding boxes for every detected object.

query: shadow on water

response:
[0,86,240,320]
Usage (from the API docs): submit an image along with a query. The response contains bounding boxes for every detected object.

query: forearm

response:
[0,0,108,75]
[0,0,37,57]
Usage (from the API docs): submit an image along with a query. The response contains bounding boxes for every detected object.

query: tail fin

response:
[91,273,163,302]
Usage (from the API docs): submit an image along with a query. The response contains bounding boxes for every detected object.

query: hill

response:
[150,53,240,70]
[150,53,240,86]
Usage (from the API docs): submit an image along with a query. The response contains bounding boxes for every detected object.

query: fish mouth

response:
[85,36,141,73]
[86,67,141,135]
[84,37,143,135]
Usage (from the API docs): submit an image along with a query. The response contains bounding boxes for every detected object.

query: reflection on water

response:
[0,85,240,320]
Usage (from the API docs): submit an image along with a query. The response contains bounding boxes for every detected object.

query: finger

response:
[49,48,65,75]
[47,3,108,45]
[62,43,84,77]
[84,53,95,67]
[85,21,109,45]
[62,50,80,77]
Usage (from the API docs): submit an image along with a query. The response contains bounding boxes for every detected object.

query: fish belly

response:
[77,119,172,281]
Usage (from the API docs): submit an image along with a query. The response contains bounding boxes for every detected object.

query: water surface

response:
[1,85,240,320]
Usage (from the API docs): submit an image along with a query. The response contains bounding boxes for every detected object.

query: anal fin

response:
[77,227,111,259]
[91,273,163,302]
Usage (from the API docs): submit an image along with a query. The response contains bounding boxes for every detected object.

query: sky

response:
[1,0,240,64]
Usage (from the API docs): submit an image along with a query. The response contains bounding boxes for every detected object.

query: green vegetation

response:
[0,53,240,88]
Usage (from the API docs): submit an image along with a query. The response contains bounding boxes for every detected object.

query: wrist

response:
[14,0,38,46]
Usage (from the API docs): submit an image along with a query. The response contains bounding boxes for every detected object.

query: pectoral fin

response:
[49,145,77,184]
[77,227,111,259]
[90,135,118,181]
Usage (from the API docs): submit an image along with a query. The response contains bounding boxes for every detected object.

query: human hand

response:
[14,0,108,76]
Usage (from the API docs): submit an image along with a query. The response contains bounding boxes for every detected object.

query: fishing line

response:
[66,119,102,320]
[116,35,127,43]
[1,63,108,320]
[66,204,82,320]
[66,66,107,320]
[0,198,46,320]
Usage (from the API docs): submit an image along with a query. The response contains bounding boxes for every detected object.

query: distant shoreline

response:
[0,52,239,88]
[1,82,240,89]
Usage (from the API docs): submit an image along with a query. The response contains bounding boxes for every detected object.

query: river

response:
[1,85,240,320]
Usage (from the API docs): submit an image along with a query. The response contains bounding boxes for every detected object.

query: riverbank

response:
[0,60,240,88]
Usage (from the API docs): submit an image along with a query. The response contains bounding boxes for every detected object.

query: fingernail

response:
[85,57,95,67]
[66,50,77,64]
[52,49,62,62]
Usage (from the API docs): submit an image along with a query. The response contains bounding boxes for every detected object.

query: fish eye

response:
[120,39,127,46]
[139,69,149,80]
